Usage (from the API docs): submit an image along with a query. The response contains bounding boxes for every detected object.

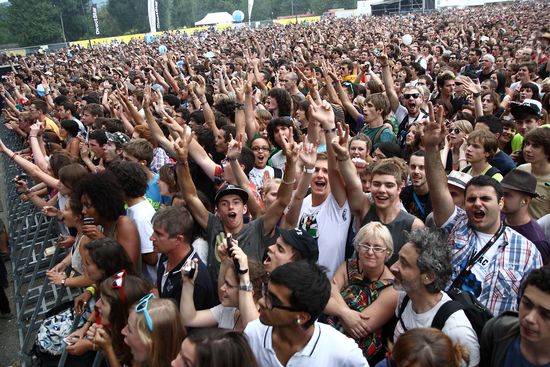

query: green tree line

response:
[2,0,357,47]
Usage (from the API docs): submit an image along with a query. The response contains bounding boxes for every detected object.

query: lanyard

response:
[412,191,426,218]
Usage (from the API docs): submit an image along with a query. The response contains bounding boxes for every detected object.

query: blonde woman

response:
[325,222,398,364]
[122,296,186,367]
[440,120,473,171]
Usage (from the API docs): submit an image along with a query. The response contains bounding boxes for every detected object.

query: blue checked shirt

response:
[441,207,543,316]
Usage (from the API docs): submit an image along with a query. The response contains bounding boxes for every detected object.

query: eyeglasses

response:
[279,79,288,82]
[135,293,155,331]
[261,281,301,312]
[112,270,127,302]
[357,243,387,253]
[450,128,462,134]
[251,146,270,153]
[404,93,420,99]
[454,82,463,86]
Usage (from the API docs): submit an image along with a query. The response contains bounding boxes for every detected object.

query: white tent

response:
[195,12,234,26]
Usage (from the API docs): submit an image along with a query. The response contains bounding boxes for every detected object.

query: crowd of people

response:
[1,1,550,365]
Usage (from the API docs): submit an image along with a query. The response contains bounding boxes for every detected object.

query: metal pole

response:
[59,10,68,46]
[79,0,92,48]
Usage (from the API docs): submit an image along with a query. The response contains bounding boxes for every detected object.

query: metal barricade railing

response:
[0,124,80,366]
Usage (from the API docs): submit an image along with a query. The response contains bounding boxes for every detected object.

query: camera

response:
[226,234,241,273]
[183,260,196,279]
[83,217,95,225]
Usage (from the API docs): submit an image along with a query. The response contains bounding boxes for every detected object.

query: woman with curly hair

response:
[76,170,141,267]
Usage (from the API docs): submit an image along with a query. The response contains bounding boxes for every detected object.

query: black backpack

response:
[397,292,492,340]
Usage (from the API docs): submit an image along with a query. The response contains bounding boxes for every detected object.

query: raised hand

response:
[193,75,206,97]
[420,102,446,149]
[173,125,193,162]
[299,140,318,169]
[307,95,335,130]
[232,77,245,104]
[226,133,243,160]
[331,123,350,160]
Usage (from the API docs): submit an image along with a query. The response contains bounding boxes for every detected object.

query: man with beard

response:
[389,228,480,367]
[400,151,431,222]
[244,261,367,367]
[378,53,428,149]
[423,108,543,315]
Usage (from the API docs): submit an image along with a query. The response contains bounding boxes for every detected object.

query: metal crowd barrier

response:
[0,125,82,366]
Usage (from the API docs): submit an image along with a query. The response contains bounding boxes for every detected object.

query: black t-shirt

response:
[156,251,218,310]
[400,185,432,222]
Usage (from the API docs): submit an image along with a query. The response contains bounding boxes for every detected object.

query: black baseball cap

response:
[277,228,319,262]
[214,184,249,205]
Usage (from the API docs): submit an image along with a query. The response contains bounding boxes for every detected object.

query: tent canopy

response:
[195,12,234,26]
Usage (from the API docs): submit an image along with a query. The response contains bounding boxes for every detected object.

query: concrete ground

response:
[0,164,22,367]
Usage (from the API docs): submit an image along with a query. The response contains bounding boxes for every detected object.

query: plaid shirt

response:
[150,147,172,174]
[441,207,543,316]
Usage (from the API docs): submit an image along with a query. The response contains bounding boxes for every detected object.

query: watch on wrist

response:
[239,282,253,292]
[303,166,315,174]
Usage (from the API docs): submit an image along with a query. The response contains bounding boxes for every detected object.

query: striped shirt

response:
[441,207,543,315]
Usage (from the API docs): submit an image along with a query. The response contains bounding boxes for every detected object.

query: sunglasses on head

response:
[135,293,155,331]
[404,93,420,99]
[112,270,127,302]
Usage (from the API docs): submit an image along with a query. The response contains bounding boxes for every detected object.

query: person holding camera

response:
[150,206,217,310]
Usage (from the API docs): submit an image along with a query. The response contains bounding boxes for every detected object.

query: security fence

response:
[0,124,82,366]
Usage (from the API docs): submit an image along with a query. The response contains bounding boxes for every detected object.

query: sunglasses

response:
[261,281,301,312]
[112,270,127,302]
[135,293,155,331]
[404,93,420,99]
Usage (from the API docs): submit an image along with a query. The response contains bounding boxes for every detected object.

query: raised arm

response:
[232,77,247,142]
[262,132,299,235]
[422,103,456,226]
[282,141,317,228]
[308,96,347,207]
[142,85,177,158]
[180,259,218,328]
[331,124,371,221]
[332,74,361,122]
[378,53,400,113]
[174,127,210,230]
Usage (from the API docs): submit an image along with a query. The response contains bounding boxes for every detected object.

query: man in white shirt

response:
[245,261,368,367]
[390,228,480,366]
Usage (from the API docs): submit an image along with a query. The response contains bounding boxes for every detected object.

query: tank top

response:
[361,206,415,265]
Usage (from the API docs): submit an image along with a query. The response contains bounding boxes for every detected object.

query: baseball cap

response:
[447,171,472,190]
[214,184,249,205]
[511,99,542,118]
[277,228,319,262]
[500,169,539,197]
[105,131,130,146]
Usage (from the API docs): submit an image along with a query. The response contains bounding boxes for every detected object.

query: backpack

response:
[397,292,492,340]
[461,165,501,180]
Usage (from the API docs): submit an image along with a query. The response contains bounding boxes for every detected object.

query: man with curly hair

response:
[390,228,480,366]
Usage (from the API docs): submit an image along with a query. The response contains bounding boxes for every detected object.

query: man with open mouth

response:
[423,108,543,316]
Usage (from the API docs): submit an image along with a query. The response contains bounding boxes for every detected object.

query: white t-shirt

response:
[209,305,238,329]
[298,193,351,279]
[393,291,480,367]
[270,150,286,171]
[244,320,369,367]
[249,166,276,190]
[126,199,158,284]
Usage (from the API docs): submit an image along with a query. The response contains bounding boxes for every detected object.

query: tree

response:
[0,4,17,45]
[8,0,63,46]
[107,0,149,34]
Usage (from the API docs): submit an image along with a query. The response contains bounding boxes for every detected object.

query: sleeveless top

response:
[361,206,415,265]
[327,257,393,361]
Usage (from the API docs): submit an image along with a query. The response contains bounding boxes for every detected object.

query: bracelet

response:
[472,92,481,98]
[235,103,245,110]
[29,135,38,139]
[86,286,96,296]
[303,166,315,174]
[237,268,249,275]
[336,155,350,162]
[10,152,17,160]
[225,156,237,161]
[324,127,337,134]
[281,178,297,185]
[458,158,467,162]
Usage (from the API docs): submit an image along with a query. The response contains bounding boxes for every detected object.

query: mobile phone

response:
[373,49,381,56]
[83,217,95,225]
[226,234,241,272]
[183,260,196,279]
